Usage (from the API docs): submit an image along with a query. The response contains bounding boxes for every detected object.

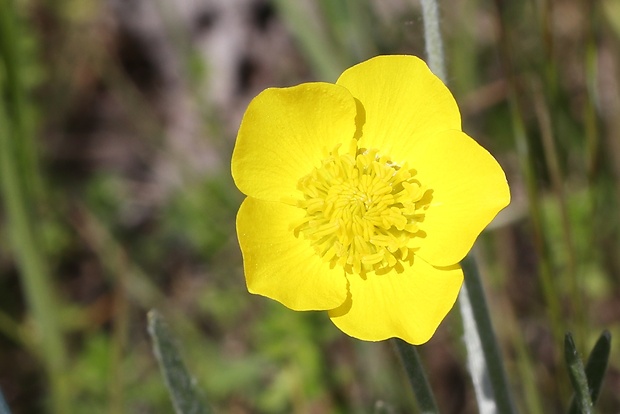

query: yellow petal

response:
[328,258,463,345]
[336,55,461,155]
[232,83,358,203]
[408,130,511,267]
[237,197,348,310]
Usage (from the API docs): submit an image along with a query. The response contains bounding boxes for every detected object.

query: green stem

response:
[0,3,68,412]
[392,339,439,414]
[461,256,516,414]
[420,0,446,82]
[0,0,44,205]
[0,93,69,413]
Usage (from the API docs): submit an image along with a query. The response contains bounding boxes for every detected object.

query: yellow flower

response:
[232,55,510,345]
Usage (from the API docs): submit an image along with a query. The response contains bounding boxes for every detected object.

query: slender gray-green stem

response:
[420,0,446,82]
[392,339,439,414]
[461,256,516,414]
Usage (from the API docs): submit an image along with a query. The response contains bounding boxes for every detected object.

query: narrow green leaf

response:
[392,339,439,414]
[147,310,211,414]
[564,333,593,414]
[583,331,611,404]
[568,330,612,414]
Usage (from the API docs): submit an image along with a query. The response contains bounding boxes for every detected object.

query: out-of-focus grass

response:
[0,1,69,412]
[0,0,619,413]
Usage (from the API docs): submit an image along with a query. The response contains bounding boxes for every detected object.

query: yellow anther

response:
[294,141,431,274]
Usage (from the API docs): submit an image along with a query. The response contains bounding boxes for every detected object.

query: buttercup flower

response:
[232,55,510,345]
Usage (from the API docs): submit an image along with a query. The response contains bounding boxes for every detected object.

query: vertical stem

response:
[459,284,496,414]
[392,339,439,414]
[420,0,446,82]
[0,1,68,411]
[461,256,516,414]
[0,0,43,204]
[0,94,68,413]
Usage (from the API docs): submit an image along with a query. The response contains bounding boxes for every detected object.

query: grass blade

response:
[568,331,611,414]
[147,310,211,414]
[0,39,69,414]
[564,333,593,414]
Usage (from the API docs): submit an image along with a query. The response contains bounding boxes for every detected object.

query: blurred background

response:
[1,0,619,412]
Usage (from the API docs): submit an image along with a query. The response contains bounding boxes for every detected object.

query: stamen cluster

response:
[294,139,431,274]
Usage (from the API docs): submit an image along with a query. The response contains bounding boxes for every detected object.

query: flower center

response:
[294,139,431,275]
